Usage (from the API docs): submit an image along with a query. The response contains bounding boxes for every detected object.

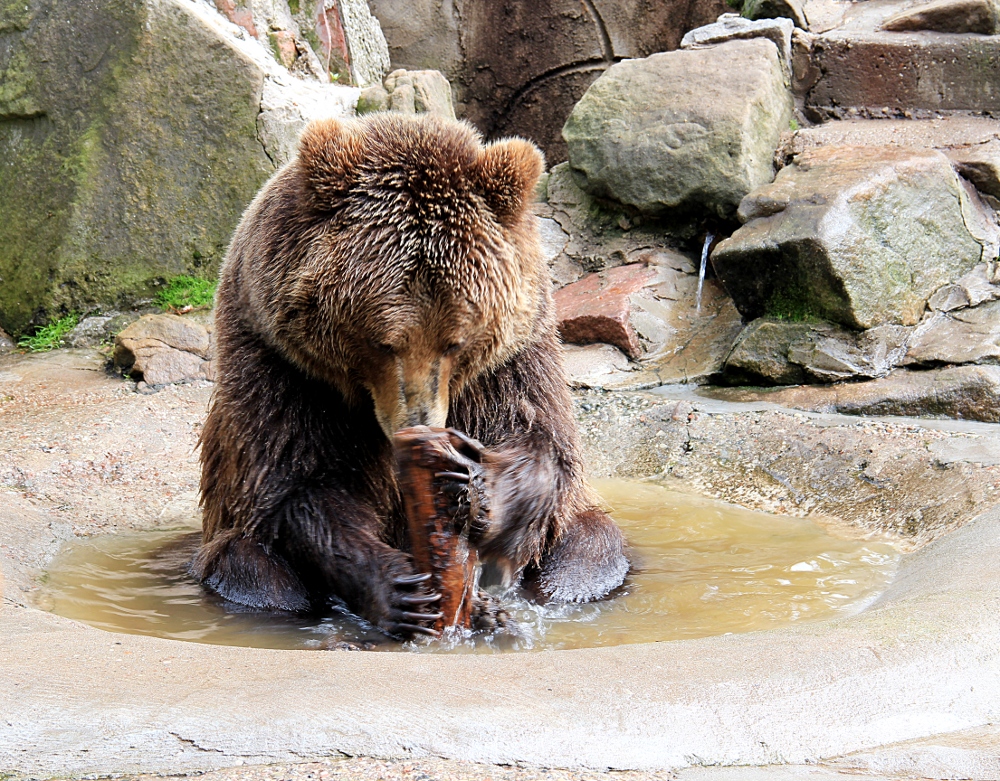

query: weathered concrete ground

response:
[2,349,1000,781]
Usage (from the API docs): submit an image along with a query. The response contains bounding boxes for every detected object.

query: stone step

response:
[783,115,1000,154]
[779,116,1000,197]
[802,30,1000,118]
[792,0,1000,117]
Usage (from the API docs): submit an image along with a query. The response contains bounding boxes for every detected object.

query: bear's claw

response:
[446,429,486,462]
[387,622,440,638]
[401,610,443,622]
[383,566,442,639]
[392,572,432,586]
[399,592,441,605]
[433,429,491,539]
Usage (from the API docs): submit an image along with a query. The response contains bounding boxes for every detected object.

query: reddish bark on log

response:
[394,426,478,633]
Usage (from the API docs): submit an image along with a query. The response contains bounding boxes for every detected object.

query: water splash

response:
[696,231,714,314]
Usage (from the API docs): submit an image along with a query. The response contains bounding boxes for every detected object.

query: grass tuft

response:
[18,313,79,352]
[155,275,217,312]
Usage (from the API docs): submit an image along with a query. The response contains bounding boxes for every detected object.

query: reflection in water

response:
[40,479,899,652]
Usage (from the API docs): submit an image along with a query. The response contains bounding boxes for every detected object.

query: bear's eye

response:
[369,339,395,355]
[443,341,464,356]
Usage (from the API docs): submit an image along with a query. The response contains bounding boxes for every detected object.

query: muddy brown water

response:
[38,479,899,652]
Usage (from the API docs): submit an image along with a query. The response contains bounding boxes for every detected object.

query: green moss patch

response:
[154,276,217,311]
[17,313,79,352]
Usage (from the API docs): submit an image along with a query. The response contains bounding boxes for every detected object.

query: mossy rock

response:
[713,146,985,330]
[0,0,274,334]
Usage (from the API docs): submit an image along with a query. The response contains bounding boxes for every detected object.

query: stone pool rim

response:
[2,493,999,777]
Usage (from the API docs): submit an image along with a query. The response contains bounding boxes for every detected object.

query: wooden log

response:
[393,426,479,633]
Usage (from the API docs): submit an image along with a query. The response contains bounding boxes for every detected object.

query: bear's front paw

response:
[436,428,491,539]
[379,571,443,639]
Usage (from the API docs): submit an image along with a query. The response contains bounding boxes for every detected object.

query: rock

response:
[0,0,357,335]
[256,75,358,168]
[561,344,632,389]
[536,163,693,285]
[356,84,390,113]
[805,22,1000,118]
[725,319,816,385]
[746,0,808,29]
[357,69,456,119]
[268,29,298,69]
[713,146,985,330]
[680,13,795,68]
[0,327,14,355]
[556,259,744,390]
[212,1,326,80]
[562,38,794,219]
[555,264,659,358]
[724,318,913,385]
[959,262,1000,306]
[710,365,1000,423]
[928,285,973,313]
[368,0,731,162]
[881,0,1000,35]
[781,118,1000,230]
[113,314,213,386]
[214,0,258,37]
[904,300,1000,366]
[537,216,569,264]
[103,312,144,340]
[643,278,745,385]
[801,0,848,33]
[781,116,1000,161]
[65,316,115,349]
[288,0,389,86]
[384,69,455,118]
[949,139,1000,199]
[957,177,1000,263]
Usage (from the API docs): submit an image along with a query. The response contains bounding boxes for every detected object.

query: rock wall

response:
[367,0,730,161]
[0,0,358,334]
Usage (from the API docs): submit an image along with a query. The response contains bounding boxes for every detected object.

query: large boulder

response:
[0,0,356,335]
[712,146,989,330]
[562,38,794,219]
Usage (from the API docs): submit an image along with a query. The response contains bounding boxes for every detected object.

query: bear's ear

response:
[298,119,365,211]
[475,138,545,226]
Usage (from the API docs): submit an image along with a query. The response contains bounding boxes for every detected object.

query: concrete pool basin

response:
[1,350,999,778]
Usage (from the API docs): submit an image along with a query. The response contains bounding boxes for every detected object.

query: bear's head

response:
[283,113,547,438]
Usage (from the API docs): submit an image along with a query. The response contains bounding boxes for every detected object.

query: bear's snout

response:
[369,353,451,439]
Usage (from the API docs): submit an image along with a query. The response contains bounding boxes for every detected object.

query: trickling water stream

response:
[696,231,714,314]
[38,479,899,652]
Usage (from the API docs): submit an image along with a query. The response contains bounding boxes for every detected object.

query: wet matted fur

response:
[193,113,628,637]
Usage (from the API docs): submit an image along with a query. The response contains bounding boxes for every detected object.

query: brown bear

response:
[193,113,628,638]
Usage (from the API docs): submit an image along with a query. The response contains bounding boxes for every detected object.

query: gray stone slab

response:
[563,38,793,218]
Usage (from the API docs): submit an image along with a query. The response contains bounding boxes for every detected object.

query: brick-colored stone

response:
[555,264,658,358]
